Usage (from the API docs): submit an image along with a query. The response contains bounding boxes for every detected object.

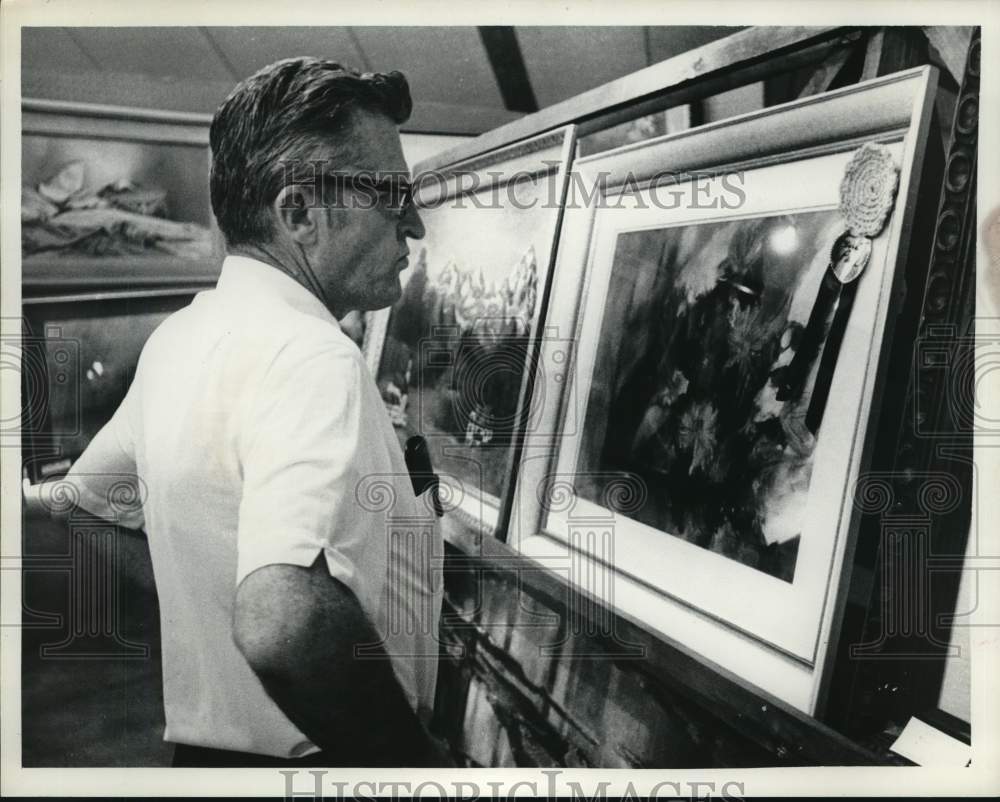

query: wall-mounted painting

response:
[574,210,844,585]
[364,126,576,540]
[513,67,938,713]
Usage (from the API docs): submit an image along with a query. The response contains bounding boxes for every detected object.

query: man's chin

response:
[369,282,402,312]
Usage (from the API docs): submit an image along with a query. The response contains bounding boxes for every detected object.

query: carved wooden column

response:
[823,28,979,740]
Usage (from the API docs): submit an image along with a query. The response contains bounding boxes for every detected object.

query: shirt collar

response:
[215,254,341,329]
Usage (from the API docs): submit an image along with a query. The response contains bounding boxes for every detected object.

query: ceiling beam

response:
[477,26,538,114]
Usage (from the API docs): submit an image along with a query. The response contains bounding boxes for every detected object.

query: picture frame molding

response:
[511,66,939,712]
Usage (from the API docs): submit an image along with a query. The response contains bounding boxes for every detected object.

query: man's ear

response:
[273,184,322,245]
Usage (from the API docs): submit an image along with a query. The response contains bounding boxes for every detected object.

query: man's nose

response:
[399,200,426,240]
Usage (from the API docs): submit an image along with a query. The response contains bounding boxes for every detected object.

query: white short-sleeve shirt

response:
[66,255,443,758]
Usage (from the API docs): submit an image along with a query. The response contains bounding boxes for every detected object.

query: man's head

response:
[210,57,425,316]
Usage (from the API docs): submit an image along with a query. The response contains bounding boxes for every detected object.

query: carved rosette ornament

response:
[775,142,900,432]
[839,142,901,238]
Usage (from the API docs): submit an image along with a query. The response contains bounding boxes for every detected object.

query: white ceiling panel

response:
[20,26,748,134]
[350,27,504,108]
[66,27,234,82]
[204,27,366,81]
[21,28,97,74]
[646,26,742,63]
[516,27,649,108]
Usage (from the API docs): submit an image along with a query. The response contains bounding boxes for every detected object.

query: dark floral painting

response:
[576,211,843,582]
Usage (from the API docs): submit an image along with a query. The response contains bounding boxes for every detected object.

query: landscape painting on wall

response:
[368,128,574,523]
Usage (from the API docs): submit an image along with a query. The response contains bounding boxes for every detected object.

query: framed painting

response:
[364,126,577,540]
[21,291,201,483]
[513,67,938,712]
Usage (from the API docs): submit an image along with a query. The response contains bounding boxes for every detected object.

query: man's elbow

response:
[233,615,292,680]
[232,598,330,684]
[232,560,368,685]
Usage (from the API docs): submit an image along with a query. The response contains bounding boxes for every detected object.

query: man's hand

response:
[422,733,458,768]
[22,478,48,517]
[234,555,446,766]
[22,477,74,522]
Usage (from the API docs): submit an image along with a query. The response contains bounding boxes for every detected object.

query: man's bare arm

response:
[233,555,450,766]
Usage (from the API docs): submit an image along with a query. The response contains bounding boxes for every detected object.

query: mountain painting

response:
[374,172,557,503]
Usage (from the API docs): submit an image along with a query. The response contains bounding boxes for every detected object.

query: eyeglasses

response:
[314,171,415,218]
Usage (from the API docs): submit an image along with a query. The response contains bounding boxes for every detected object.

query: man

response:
[48,58,449,767]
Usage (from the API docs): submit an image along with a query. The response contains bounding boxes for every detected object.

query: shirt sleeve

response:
[62,382,146,530]
[234,336,379,601]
